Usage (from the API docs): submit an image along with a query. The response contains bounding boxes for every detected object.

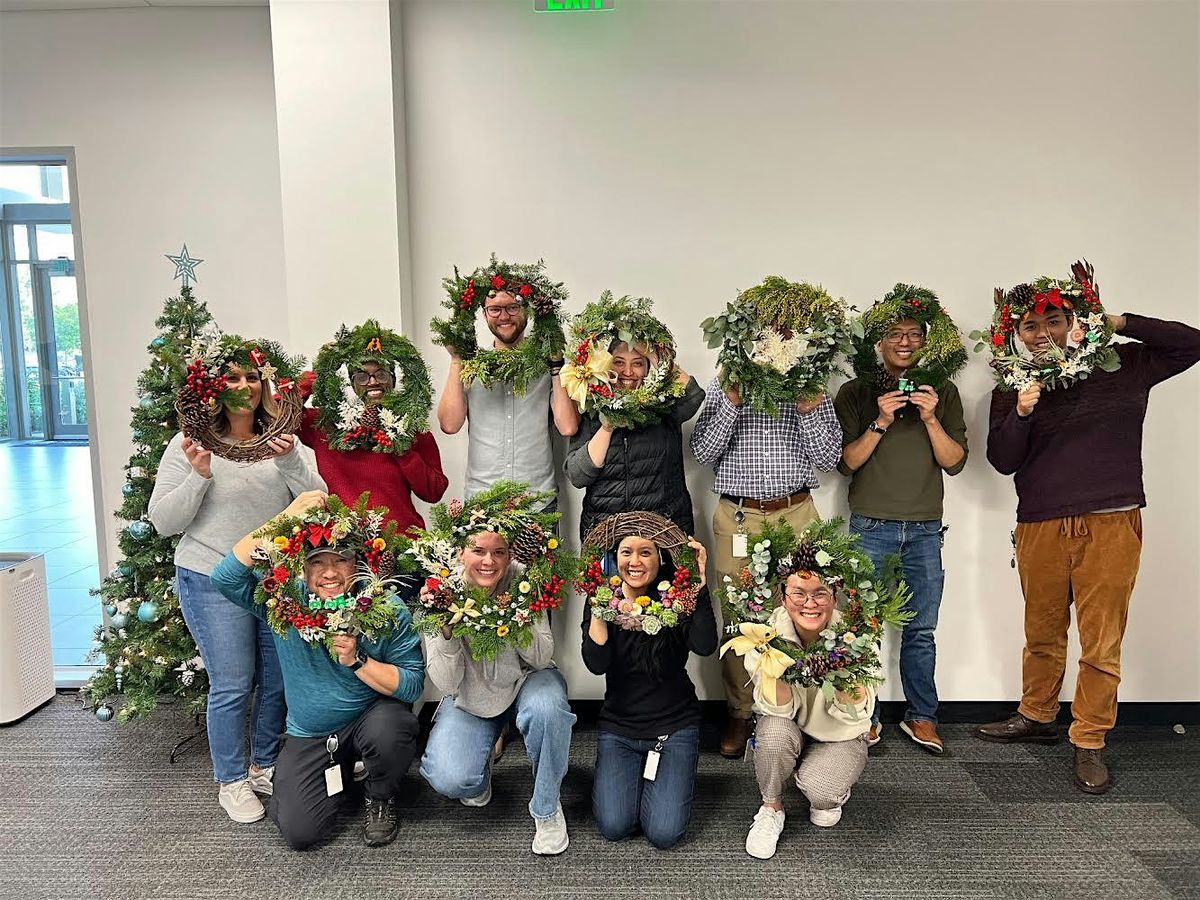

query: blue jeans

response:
[177,566,286,783]
[848,515,945,725]
[593,724,701,850]
[419,667,575,819]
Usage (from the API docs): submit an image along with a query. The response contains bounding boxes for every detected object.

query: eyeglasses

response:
[884,331,926,345]
[350,370,394,386]
[483,303,525,319]
[783,588,834,605]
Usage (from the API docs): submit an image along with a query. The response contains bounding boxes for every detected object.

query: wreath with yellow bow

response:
[404,481,578,660]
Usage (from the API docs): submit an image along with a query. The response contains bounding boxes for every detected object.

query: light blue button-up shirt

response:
[465,372,557,502]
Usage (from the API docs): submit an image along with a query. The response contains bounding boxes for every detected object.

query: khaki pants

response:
[713,495,820,718]
[1014,509,1142,749]
[753,714,867,807]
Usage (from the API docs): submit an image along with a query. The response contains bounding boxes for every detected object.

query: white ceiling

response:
[0,0,266,10]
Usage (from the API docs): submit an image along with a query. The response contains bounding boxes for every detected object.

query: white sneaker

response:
[248,765,275,797]
[807,786,850,828]
[531,804,569,855]
[460,766,492,808]
[745,805,785,859]
[218,778,265,824]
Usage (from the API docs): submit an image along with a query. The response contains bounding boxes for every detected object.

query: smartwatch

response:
[867,420,888,436]
[349,646,368,672]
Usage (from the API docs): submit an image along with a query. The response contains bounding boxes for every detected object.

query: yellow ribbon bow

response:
[448,597,481,625]
[720,622,796,699]
[559,341,616,405]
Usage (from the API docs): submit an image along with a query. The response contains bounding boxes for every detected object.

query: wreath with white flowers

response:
[405,481,578,660]
[559,292,687,428]
[432,255,568,395]
[701,276,855,415]
[176,330,305,463]
[969,259,1120,392]
[248,492,414,658]
[309,319,431,455]
[575,512,702,635]
[719,518,912,702]
[851,284,968,392]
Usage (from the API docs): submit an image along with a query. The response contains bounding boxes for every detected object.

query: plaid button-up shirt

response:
[690,377,842,499]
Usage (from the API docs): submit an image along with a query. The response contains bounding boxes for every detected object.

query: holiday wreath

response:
[850,283,967,392]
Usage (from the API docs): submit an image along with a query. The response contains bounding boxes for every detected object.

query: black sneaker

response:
[362,797,399,847]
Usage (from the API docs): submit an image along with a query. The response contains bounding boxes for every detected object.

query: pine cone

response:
[375,552,395,579]
[448,498,463,518]
[792,542,819,573]
[805,653,830,680]
[510,524,546,565]
[360,404,382,431]
[1007,283,1034,309]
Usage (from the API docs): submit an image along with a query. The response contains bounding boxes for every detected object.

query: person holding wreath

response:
[410,482,577,855]
[692,276,851,757]
[213,490,424,849]
[434,255,579,512]
[834,284,969,753]
[299,319,447,533]
[149,333,325,824]
[562,294,705,540]
[578,512,716,849]
[975,260,1200,794]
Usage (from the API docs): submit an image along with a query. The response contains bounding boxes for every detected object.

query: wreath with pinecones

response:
[176,331,305,463]
[248,492,415,658]
[700,276,855,415]
[405,481,578,660]
[719,518,911,702]
[851,284,968,392]
[431,254,568,395]
[309,319,432,455]
[576,512,703,635]
[560,293,687,428]
[969,259,1119,392]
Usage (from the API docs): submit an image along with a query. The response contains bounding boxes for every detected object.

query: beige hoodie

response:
[745,605,875,742]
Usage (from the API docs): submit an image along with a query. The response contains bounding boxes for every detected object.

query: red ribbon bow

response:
[1032,288,1066,316]
[305,522,334,547]
[249,348,266,367]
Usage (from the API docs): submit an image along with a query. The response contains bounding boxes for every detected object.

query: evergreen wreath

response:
[576,512,702,635]
[851,284,968,392]
[176,330,305,463]
[432,254,568,394]
[969,259,1119,392]
[405,481,578,660]
[248,492,415,658]
[701,276,855,415]
[560,292,687,428]
[309,319,432,455]
[720,517,912,703]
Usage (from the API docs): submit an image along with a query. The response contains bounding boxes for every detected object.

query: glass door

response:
[33,259,86,438]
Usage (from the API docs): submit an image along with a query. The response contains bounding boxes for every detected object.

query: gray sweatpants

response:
[753,714,868,808]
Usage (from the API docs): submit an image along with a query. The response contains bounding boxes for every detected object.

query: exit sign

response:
[536,0,614,10]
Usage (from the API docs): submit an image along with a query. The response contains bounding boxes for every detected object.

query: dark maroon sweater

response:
[987,314,1200,523]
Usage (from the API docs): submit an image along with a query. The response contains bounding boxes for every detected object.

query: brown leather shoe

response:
[720,717,753,759]
[1074,747,1111,794]
[900,719,944,755]
[975,712,1059,744]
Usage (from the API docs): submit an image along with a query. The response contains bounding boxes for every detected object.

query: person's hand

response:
[1016,382,1042,418]
[874,391,906,429]
[332,634,358,667]
[266,434,296,458]
[446,344,461,363]
[673,365,691,386]
[909,386,939,424]
[283,490,327,518]
[719,370,742,407]
[795,394,826,415]
[686,538,709,588]
[181,437,213,479]
[439,623,454,641]
[834,682,867,705]
[1106,312,1126,333]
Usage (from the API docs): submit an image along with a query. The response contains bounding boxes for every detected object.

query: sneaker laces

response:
[365,797,392,825]
[226,779,257,805]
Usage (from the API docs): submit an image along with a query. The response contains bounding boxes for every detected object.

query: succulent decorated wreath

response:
[432,254,568,395]
[248,492,415,657]
[575,512,702,635]
[176,329,305,463]
[719,518,911,703]
[851,284,968,392]
[701,276,855,415]
[405,481,578,660]
[560,292,687,428]
[969,259,1119,392]
[309,319,431,455]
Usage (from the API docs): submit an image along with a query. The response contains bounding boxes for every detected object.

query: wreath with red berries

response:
[576,512,702,635]
[969,259,1120,392]
[176,332,305,463]
[850,284,967,392]
[248,492,414,658]
[432,254,568,395]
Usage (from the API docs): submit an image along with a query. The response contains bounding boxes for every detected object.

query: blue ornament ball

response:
[117,563,134,577]
[127,521,152,540]
[110,613,128,629]
[138,396,156,409]
[137,600,160,624]
[104,604,117,617]
[94,705,115,722]
[150,336,167,349]
[121,483,135,497]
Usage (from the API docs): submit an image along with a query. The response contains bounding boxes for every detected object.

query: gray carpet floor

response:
[1,697,1197,900]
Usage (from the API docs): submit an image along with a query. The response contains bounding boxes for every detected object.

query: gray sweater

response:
[148,432,326,576]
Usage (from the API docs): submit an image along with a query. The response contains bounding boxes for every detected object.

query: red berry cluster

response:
[587,383,614,398]
[490,274,506,290]
[574,556,606,596]
[530,571,567,614]
[342,426,393,449]
[363,539,384,571]
[1080,279,1099,308]
[460,278,477,309]
[283,609,328,631]
[574,340,590,365]
[185,359,228,403]
[908,299,924,309]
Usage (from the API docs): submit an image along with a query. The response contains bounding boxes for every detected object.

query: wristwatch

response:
[867,420,888,436]
[349,646,368,672]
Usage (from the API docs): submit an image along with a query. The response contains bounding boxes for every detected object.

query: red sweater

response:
[299,407,449,534]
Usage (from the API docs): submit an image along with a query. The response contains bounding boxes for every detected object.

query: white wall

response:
[0,7,289,573]
[400,0,1200,702]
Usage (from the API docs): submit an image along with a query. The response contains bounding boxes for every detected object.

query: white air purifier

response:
[0,553,55,725]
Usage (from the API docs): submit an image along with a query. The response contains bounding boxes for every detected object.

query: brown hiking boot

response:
[1074,747,1111,794]
[900,719,945,755]
[720,717,753,759]
[975,712,1059,744]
